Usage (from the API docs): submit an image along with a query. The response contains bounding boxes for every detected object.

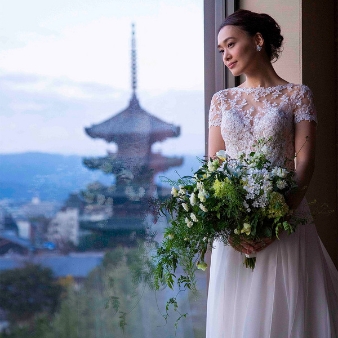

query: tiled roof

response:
[85,95,180,143]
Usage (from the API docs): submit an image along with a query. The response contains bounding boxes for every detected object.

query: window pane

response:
[0,1,205,337]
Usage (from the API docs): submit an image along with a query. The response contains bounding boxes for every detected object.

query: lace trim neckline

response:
[234,83,295,91]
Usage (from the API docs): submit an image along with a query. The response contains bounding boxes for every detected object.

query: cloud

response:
[0,73,204,156]
[0,1,204,92]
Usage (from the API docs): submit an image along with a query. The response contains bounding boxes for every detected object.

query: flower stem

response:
[244,257,256,270]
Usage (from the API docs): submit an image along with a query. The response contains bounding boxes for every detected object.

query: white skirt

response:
[206,199,338,338]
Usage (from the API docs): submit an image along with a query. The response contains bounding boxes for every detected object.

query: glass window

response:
[0,1,205,337]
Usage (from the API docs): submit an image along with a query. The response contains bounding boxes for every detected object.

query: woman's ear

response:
[254,32,264,48]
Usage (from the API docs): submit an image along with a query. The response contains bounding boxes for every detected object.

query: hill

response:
[0,153,202,202]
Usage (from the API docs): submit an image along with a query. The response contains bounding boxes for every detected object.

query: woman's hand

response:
[229,236,276,255]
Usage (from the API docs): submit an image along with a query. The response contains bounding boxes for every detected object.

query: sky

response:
[0,0,205,156]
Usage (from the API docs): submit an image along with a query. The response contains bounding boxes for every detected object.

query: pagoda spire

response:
[131,24,137,94]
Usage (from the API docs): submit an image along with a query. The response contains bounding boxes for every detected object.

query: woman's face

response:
[217,25,258,77]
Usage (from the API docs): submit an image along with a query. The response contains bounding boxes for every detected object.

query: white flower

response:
[196,261,208,271]
[261,145,269,154]
[189,193,197,206]
[185,217,193,228]
[179,186,186,195]
[243,201,251,212]
[276,180,287,189]
[207,159,220,172]
[207,161,214,172]
[182,203,189,212]
[196,181,204,190]
[171,187,178,197]
[198,190,207,203]
[167,233,174,240]
[190,213,198,222]
[199,204,208,212]
[234,228,240,235]
[216,150,228,162]
[272,167,288,178]
[241,223,251,236]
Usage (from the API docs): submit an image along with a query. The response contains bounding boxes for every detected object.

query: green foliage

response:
[0,314,51,338]
[0,264,62,322]
[152,141,306,327]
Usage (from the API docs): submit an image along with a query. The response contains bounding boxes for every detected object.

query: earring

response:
[256,45,262,52]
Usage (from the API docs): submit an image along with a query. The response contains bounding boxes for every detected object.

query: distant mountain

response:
[0,153,112,202]
[0,152,202,202]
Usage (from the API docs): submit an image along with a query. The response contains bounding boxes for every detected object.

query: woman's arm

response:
[206,125,225,288]
[208,126,226,158]
[286,120,317,211]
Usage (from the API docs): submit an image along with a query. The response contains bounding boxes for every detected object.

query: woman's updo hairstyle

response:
[218,10,284,62]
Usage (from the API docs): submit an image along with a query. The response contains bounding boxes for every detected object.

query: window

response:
[0,1,207,336]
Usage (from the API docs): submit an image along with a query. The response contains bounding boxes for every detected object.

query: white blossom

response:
[179,186,186,195]
[196,181,204,190]
[272,167,288,178]
[190,213,198,222]
[185,217,193,228]
[198,190,207,203]
[207,159,219,172]
[276,180,287,189]
[207,161,215,172]
[182,203,189,212]
[216,150,228,162]
[196,261,208,271]
[199,204,208,212]
[241,223,251,235]
[189,193,197,206]
[171,187,178,197]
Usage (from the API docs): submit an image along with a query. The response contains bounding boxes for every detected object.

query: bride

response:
[206,9,338,338]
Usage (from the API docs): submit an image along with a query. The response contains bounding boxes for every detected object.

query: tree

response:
[0,264,62,322]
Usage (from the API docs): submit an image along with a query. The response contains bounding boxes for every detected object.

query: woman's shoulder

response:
[210,89,232,105]
[287,84,316,108]
[212,89,229,99]
[288,83,314,96]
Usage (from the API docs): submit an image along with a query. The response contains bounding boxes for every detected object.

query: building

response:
[80,24,184,235]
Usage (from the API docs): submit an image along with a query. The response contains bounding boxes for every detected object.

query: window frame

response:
[204,0,239,155]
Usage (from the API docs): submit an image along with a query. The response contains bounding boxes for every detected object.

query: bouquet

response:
[154,140,305,297]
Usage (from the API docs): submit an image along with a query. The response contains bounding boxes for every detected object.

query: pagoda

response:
[80,24,183,237]
[84,23,183,184]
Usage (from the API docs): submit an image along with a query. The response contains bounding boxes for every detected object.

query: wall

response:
[239,0,338,266]
[240,0,302,84]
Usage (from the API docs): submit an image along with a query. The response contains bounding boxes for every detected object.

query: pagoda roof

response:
[85,94,180,143]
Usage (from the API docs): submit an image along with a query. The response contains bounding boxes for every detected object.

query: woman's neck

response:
[240,61,288,88]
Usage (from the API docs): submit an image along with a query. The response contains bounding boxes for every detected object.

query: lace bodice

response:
[208,83,317,170]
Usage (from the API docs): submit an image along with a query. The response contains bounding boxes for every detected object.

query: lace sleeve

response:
[208,92,222,127]
[293,85,318,124]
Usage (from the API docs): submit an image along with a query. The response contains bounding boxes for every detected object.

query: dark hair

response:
[218,9,284,62]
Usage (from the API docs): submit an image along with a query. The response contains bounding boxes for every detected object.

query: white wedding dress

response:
[206,84,338,338]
